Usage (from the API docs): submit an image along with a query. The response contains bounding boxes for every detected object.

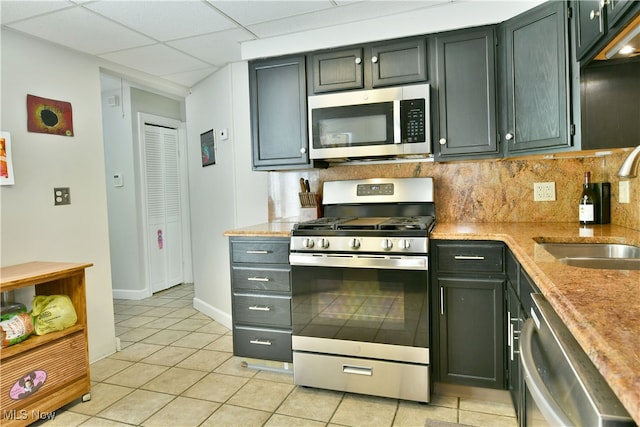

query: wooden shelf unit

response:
[0,261,92,427]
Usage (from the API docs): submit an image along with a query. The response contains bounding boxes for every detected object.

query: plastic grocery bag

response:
[31,295,77,335]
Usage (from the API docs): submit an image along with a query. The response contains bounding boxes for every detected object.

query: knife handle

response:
[300,177,307,193]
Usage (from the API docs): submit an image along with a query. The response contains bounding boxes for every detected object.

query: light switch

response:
[219,128,229,141]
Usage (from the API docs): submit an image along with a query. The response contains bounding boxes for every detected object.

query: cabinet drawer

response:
[0,332,88,415]
[231,241,289,264]
[233,326,292,362]
[232,266,290,292]
[436,242,504,273]
[233,294,291,327]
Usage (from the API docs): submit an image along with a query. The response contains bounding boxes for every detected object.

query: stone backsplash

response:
[268,148,640,231]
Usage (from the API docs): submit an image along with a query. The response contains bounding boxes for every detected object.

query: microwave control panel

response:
[400,99,426,143]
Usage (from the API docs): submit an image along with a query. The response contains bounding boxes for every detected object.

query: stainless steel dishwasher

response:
[520,293,634,427]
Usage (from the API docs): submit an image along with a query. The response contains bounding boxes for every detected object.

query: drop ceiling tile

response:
[168,28,255,66]
[162,67,220,87]
[85,1,237,42]
[248,1,447,38]
[1,0,75,24]
[6,6,154,55]
[100,44,210,76]
[209,1,334,26]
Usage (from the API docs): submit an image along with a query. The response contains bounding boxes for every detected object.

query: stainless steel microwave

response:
[308,84,431,161]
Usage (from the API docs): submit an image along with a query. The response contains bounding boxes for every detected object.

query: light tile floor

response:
[43,283,517,427]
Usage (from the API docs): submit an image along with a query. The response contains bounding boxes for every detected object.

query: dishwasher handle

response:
[520,318,574,427]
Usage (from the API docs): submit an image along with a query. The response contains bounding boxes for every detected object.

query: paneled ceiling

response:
[1,1,542,89]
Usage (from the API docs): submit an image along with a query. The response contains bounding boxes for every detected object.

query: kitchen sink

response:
[538,243,640,270]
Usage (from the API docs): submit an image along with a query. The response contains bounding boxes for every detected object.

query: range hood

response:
[595,14,640,60]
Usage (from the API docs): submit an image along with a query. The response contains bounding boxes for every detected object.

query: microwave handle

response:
[520,319,573,427]
[393,100,401,144]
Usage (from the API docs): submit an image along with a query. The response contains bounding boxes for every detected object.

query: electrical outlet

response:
[619,180,630,204]
[54,187,71,205]
[533,182,556,201]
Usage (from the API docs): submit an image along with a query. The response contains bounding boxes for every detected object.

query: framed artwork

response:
[200,129,215,167]
[26,94,74,136]
[1,131,15,185]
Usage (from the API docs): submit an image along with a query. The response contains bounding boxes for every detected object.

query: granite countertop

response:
[431,222,640,424]
[223,221,297,237]
[224,220,640,422]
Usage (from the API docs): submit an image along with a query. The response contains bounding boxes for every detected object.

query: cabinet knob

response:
[300,147,306,154]
[371,56,378,63]
[355,57,362,65]
[505,132,514,141]
[589,9,600,20]
[439,138,447,145]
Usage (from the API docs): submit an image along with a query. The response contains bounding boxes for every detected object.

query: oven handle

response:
[289,253,428,270]
[520,318,573,427]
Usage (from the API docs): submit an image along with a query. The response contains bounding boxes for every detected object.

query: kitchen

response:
[1,0,639,426]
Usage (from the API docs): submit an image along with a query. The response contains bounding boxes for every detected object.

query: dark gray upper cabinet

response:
[311,37,427,93]
[433,26,498,160]
[370,38,427,87]
[249,55,310,170]
[501,1,572,154]
[574,0,639,61]
[574,0,607,60]
[312,47,364,93]
[607,0,637,26]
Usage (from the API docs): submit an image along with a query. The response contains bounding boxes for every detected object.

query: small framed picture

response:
[200,129,215,167]
[1,131,15,185]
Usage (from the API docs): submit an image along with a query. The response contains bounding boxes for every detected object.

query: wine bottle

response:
[579,172,595,225]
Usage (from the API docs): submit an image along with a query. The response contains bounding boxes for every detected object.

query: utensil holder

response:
[299,192,321,220]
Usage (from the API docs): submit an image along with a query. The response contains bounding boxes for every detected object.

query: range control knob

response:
[318,238,330,249]
[302,238,314,249]
[398,239,411,250]
[381,239,393,250]
[349,238,361,249]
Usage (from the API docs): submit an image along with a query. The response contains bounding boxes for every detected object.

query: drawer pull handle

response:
[454,255,485,260]
[342,364,373,376]
[250,339,272,346]
[248,305,271,312]
[247,277,270,282]
[246,250,270,254]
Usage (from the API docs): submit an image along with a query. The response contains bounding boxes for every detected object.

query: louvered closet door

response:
[143,124,184,293]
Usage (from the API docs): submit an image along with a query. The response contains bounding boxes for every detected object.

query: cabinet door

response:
[434,27,498,160]
[502,2,572,154]
[607,0,636,27]
[371,38,427,87]
[312,48,364,93]
[437,277,505,389]
[574,0,606,60]
[249,56,309,170]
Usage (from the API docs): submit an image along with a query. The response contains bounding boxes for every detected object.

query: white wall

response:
[0,30,116,361]
[101,79,190,299]
[186,62,268,328]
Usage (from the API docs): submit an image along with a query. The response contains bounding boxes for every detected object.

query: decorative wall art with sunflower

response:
[26,94,74,137]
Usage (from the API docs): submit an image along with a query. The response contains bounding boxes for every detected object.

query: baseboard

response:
[112,287,152,300]
[193,297,232,330]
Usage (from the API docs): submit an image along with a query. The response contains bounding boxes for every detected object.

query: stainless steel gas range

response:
[289,177,435,402]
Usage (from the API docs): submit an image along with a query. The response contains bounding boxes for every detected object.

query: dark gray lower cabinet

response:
[229,236,292,362]
[432,241,506,389]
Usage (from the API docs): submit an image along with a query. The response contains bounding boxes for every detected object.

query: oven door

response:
[290,253,429,357]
